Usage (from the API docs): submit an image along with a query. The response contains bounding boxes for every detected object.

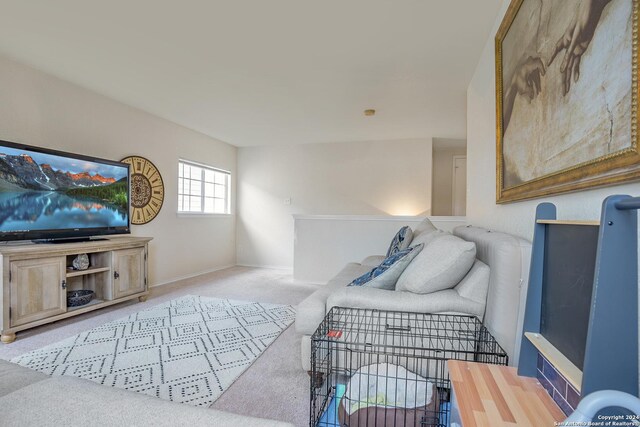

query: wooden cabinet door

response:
[112,247,146,299]
[10,257,66,327]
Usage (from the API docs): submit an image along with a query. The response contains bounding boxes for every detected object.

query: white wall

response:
[237,139,433,269]
[0,55,237,286]
[467,1,640,240]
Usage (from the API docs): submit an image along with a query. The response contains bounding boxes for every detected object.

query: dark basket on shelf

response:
[67,290,94,307]
[310,307,508,427]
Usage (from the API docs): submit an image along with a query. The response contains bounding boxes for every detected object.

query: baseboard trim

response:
[150,264,236,288]
[236,263,293,272]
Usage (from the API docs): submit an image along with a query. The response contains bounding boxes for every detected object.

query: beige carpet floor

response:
[0,266,319,427]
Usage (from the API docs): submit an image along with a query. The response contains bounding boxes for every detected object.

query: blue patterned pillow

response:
[349,243,424,290]
[386,226,413,257]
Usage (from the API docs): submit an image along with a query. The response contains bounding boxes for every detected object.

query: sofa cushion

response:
[454,259,490,305]
[386,226,413,257]
[396,234,476,294]
[349,244,423,290]
[413,217,437,236]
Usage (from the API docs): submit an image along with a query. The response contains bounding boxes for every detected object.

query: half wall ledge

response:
[293,215,466,283]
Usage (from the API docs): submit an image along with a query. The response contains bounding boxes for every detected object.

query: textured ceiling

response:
[0,1,502,146]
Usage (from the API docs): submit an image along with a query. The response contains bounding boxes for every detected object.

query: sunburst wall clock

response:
[120,156,164,225]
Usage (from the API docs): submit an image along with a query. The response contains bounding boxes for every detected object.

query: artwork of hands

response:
[548,0,612,96]
[512,56,546,102]
[503,55,546,130]
[503,0,613,131]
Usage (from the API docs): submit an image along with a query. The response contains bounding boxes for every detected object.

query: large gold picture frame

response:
[495,0,640,203]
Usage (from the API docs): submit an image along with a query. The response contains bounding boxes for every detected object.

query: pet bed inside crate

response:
[338,363,438,427]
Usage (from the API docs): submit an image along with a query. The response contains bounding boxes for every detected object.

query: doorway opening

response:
[431,139,466,216]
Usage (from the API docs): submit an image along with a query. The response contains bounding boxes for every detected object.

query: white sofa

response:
[295,225,531,371]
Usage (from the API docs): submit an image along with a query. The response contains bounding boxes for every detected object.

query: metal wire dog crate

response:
[310,307,508,427]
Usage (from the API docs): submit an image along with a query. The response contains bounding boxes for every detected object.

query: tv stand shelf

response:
[0,236,152,343]
[66,266,111,278]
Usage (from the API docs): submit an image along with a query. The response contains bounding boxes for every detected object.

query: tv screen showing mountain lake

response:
[0,146,129,232]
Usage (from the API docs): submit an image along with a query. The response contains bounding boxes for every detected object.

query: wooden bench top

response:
[448,360,566,426]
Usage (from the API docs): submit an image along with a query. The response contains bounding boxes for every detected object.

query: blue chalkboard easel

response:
[518,195,639,397]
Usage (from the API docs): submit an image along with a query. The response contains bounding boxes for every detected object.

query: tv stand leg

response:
[138,296,148,302]
[1,332,16,344]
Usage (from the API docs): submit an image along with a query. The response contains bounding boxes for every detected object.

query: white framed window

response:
[178,159,230,214]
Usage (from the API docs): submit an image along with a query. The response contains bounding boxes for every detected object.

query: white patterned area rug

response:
[11,295,295,407]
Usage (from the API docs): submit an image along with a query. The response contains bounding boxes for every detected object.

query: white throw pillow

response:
[413,217,437,236]
[396,234,476,294]
[410,229,447,247]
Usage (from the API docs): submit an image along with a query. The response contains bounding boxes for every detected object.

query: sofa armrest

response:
[326,287,485,318]
[295,287,333,335]
[0,375,294,427]
[0,359,49,398]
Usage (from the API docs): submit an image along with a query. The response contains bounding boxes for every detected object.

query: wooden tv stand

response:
[0,236,152,343]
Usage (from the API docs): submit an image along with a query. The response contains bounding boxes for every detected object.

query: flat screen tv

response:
[0,140,130,242]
